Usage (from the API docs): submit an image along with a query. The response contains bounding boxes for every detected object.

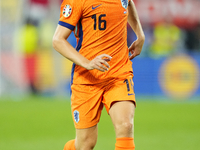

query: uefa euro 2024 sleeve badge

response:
[63,5,72,18]
[121,0,128,9]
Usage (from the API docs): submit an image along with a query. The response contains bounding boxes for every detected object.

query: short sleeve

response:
[58,0,83,30]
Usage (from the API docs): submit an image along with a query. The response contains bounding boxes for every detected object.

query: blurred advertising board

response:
[132,54,200,100]
[1,52,199,100]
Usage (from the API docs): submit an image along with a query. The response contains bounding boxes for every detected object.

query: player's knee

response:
[115,121,133,136]
[121,121,133,132]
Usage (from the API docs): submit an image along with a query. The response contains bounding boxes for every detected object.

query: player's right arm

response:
[52,25,111,72]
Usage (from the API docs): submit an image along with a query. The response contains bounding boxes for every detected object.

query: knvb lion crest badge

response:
[73,110,80,123]
[121,0,128,9]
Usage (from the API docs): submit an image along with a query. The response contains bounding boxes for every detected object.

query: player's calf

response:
[75,125,98,150]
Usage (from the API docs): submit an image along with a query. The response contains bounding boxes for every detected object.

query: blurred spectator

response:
[39,19,55,49]
[184,22,200,52]
[150,20,182,58]
[29,0,49,23]
[19,18,39,54]
[35,18,57,95]
[18,18,39,94]
[198,23,200,50]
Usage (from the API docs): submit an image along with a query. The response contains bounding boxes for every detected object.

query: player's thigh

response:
[109,101,135,125]
[71,84,104,129]
[103,76,136,113]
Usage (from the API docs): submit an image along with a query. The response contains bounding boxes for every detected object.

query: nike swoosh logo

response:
[128,93,135,96]
[92,4,102,10]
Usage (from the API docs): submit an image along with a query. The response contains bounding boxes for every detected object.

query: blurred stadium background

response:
[0,0,200,150]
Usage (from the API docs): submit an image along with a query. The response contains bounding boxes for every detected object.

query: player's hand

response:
[129,38,145,60]
[85,54,112,72]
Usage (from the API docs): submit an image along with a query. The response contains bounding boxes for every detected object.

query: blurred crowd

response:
[127,20,200,58]
[18,0,200,59]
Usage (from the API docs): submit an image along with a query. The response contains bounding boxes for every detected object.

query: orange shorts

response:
[70,74,136,129]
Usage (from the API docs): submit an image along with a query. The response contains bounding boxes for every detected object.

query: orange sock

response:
[115,137,135,150]
[63,140,76,150]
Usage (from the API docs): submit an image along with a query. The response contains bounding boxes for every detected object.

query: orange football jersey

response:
[59,0,133,84]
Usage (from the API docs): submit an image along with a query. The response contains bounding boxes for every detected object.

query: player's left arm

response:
[128,0,145,60]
